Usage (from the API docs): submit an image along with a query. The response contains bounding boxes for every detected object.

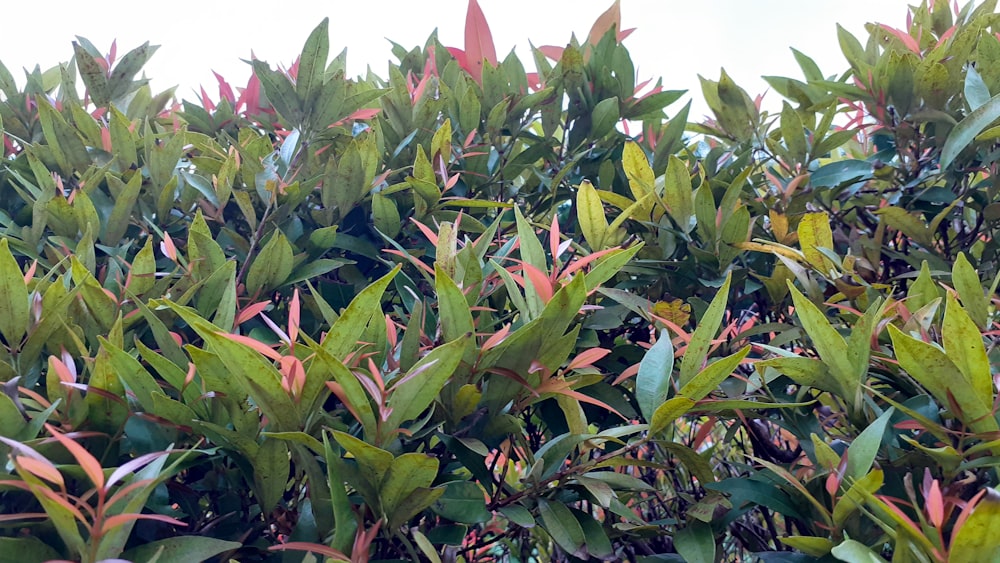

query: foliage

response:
[1,0,1000,561]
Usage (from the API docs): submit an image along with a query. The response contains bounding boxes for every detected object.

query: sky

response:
[2,0,920,118]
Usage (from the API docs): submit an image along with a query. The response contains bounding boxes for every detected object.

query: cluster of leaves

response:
[2,0,1000,561]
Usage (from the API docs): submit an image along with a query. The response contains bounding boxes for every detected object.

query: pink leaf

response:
[522,262,554,303]
[15,456,64,487]
[217,332,283,362]
[878,24,921,54]
[44,424,104,491]
[236,301,271,326]
[159,233,177,262]
[536,45,565,62]
[199,86,216,112]
[588,1,622,46]
[566,348,611,371]
[464,0,498,83]
[289,289,300,346]
[213,71,236,104]
[927,479,944,528]
[481,324,511,350]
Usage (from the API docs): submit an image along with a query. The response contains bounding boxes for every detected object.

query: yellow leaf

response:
[622,141,655,218]
[798,212,834,271]
[769,210,790,243]
[577,180,608,250]
[652,299,691,327]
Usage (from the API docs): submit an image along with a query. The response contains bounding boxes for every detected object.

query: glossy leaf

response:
[636,329,674,423]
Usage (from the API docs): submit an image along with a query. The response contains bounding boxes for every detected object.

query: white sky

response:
[3,0,918,118]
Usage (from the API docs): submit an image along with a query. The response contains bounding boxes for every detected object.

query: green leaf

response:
[832,469,883,526]
[674,520,716,563]
[941,90,1000,170]
[831,539,889,563]
[252,438,290,512]
[245,229,294,294]
[590,96,620,138]
[385,334,471,437]
[296,18,330,109]
[650,396,696,435]
[432,481,490,524]
[328,432,386,479]
[435,265,476,365]
[950,489,1000,563]
[888,324,998,435]
[636,329,674,423]
[322,265,399,358]
[572,508,615,560]
[662,155,694,233]
[73,42,110,106]
[679,346,750,402]
[952,253,989,328]
[679,272,731,388]
[0,239,29,346]
[163,302,300,431]
[251,60,303,126]
[943,292,993,400]
[787,282,854,396]
[780,102,807,164]
[103,172,143,246]
[538,499,587,558]
[379,452,439,516]
[120,536,242,563]
[845,408,893,481]
[499,505,535,528]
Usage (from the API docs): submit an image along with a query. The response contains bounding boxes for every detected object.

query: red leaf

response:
[588,1,622,46]
[213,71,236,104]
[464,0,498,83]
[199,86,216,112]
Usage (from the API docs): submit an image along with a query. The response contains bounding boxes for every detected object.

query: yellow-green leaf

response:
[577,179,608,250]
[950,489,1000,563]
[0,239,29,346]
[798,212,835,271]
[245,230,294,294]
[662,155,694,233]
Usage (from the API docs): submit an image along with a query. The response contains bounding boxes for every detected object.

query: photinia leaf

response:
[538,499,587,558]
[463,0,498,83]
[577,179,609,250]
[0,238,29,346]
[940,91,1000,170]
[636,329,674,423]
[678,272,731,388]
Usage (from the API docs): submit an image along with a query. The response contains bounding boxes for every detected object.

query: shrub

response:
[1,0,1000,561]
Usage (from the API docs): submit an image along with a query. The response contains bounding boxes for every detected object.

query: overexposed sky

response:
[3,1,919,117]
